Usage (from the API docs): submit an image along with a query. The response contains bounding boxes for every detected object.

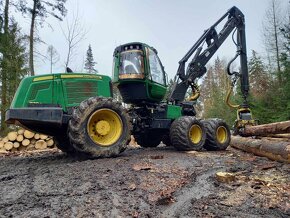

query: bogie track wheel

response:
[170,116,206,151]
[68,97,132,158]
[202,118,231,151]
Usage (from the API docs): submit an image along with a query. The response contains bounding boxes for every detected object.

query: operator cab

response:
[112,42,167,105]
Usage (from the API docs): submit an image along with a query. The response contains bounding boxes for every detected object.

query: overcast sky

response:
[16,0,288,79]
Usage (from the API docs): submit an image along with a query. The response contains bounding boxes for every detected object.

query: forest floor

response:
[0,145,289,218]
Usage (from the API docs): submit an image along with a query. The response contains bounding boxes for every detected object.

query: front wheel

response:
[68,97,132,158]
[202,118,231,151]
[170,116,206,151]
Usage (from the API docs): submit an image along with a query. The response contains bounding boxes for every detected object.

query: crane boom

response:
[168,6,249,107]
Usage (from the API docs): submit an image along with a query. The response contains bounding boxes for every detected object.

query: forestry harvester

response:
[5,6,255,157]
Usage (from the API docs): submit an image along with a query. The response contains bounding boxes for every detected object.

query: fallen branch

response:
[231,136,290,163]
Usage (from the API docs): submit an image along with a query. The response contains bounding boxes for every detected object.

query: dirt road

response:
[0,146,289,217]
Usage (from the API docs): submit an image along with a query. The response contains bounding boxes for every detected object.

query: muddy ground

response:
[0,145,289,218]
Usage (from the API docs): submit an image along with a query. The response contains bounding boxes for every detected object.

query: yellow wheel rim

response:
[216,126,227,144]
[189,124,202,144]
[87,109,123,146]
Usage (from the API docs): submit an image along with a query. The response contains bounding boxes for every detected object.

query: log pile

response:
[231,121,290,163]
[0,129,56,153]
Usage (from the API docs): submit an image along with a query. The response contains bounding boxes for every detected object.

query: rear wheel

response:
[202,118,231,151]
[170,116,206,151]
[68,97,132,158]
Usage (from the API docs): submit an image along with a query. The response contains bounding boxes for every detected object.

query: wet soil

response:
[0,146,289,217]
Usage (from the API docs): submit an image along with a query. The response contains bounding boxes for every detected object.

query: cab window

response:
[147,48,165,85]
[119,50,144,79]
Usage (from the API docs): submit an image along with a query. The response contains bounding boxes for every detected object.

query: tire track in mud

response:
[161,167,225,217]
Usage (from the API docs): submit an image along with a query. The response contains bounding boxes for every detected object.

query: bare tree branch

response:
[60,9,87,72]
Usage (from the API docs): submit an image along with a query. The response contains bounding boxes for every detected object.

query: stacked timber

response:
[0,129,56,153]
[231,121,290,163]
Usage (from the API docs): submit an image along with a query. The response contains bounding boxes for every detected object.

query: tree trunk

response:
[50,53,53,74]
[29,0,37,76]
[231,136,290,163]
[271,0,281,81]
[0,0,9,133]
[243,120,290,136]
[65,46,71,71]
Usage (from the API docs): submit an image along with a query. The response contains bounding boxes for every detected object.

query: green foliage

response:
[199,57,237,126]
[0,19,27,133]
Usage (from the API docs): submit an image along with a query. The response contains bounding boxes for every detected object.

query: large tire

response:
[54,132,76,154]
[68,97,132,158]
[202,118,231,151]
[135,132,161,147]
[170,116,206,151]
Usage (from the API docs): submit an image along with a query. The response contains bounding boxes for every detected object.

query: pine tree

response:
[200,57,236,125]
[0,0,10,133]
[248,50,270,99]
[46,45,59,74]
[0,20,27,134]
[84,44,97,73]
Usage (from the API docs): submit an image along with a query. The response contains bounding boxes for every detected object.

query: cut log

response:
[216,172,236,183]
[243,121,290,136]
[18,146,26,151]
[231,136,290,163]
[26,144,35,151]
[17,129,24,135]
[4,142,13,151]
[35,140,47,150]
[268,133,290,139]
[47,139,54,147]
[22,139,30,146]
[30,139,36,145]
[34,133,40,140]
[0,148,8,153]
[39,134,48,140]
[260,137,290,142]
[13,142,20,148]
[16,134,24,142]
[3,137,9,143]
[11,148,18,152]
[7,132,18,141]
[24,130,35,139]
